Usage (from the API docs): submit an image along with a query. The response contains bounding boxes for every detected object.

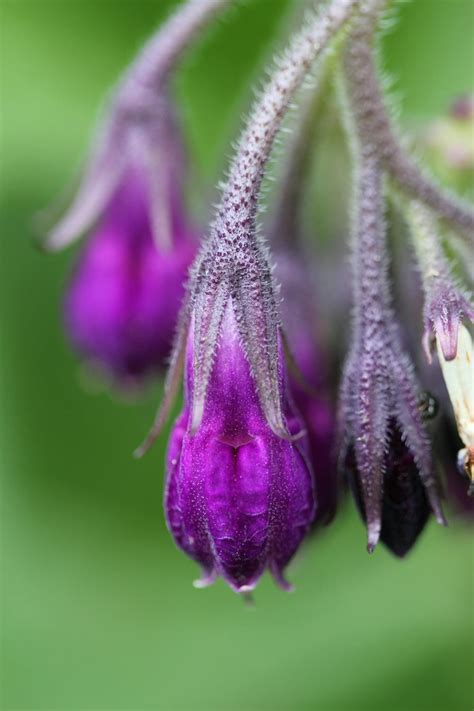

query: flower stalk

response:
[44,0,231,252]
[343,0,474,238]
[338,2,446,554]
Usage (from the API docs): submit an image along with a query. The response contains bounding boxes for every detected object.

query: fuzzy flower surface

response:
[165,303,315,592]
[65,167,196,381]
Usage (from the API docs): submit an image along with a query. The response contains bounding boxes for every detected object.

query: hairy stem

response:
[214,0,359,246]
[344,0,474,237]
[123,0,230,92]
[45,0,231,251]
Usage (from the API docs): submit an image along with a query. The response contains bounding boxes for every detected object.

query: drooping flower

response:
[45,0,230,381]
[345,424,432,557]
[64,166,196,382]
[338,8,446,554]
[165,304,315,592]
[136,0,359,591]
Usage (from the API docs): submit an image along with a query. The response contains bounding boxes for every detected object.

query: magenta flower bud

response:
[165,305,315,592]
[65,168,196,381]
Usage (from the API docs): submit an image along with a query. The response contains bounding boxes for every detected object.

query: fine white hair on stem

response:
[343,0,474,238]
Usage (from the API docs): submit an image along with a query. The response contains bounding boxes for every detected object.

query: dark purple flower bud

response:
[165,305,315,592]
[65,168,196,381]
[345,424,431,557]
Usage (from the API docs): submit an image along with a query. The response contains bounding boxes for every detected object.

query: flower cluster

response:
[46,0,473,593]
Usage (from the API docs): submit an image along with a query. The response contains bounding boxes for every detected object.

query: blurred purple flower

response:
[65,167,196,382]
[165,305,315,593]
[276,250,337,524]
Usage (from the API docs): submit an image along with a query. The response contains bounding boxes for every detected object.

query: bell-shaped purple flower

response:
[64,168,196,381]
[165,304,315,592]
[135,0,360,592]
[55,88,199,382]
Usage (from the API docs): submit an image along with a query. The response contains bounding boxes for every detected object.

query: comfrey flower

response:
[338,3,446,555]
[137,0,359,591]
[165,304,315,592]
[64,164,196,381]
[45,0,229,382]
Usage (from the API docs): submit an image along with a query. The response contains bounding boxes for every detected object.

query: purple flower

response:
[65,168,196,381]
[135,0,363,592]
[165,304,315,592]
[275,250,337,523]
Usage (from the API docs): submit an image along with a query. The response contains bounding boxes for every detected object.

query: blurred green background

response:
[1,1,473,709]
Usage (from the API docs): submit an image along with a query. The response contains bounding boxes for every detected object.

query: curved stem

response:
[123,0,230,92]
[215,0,359,245]
[343,0,474,237]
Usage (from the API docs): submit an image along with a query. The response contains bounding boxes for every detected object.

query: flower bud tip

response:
[367,523,381,554]
[193,572,216,589]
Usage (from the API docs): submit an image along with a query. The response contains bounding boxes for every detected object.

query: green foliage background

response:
[1,1,473,709]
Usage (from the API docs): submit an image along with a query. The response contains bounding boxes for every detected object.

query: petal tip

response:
[271,565,295,592]
[367,522,381,553]
[193,570,216,589]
